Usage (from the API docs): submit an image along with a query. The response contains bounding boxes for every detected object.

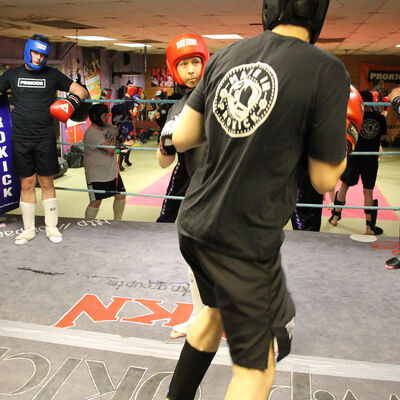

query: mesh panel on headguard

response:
[24,34,51,71]
[166,34,210,86]
[89,104,109,127]
[262,0,330,44]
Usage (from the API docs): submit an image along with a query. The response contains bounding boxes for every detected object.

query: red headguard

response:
[346,85,364,154]
[166,34,210,86]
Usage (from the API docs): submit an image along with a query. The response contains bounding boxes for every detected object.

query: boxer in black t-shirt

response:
[156,34,210,340]
[163,1,352,399]
[0,34,88,245]
[329,90,387,235]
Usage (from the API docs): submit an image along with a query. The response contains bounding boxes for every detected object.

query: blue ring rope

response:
[53,186,400,211]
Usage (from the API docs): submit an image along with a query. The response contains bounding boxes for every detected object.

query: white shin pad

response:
[171,267,204,336]
[42,198,62,243]
[15,202,36,245]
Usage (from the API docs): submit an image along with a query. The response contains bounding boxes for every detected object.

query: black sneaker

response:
[385,257,400,270]
[126,161,132,166]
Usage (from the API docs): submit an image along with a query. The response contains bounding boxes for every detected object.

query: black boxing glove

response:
[159,129,176,156]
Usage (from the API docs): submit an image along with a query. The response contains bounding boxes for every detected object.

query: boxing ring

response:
[0,215,399,399]
[1,98,400,399]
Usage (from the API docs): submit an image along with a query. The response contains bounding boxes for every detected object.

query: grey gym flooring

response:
[0,215,399,399]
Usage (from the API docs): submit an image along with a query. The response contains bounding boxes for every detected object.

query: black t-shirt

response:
[178,30,350,260]
[0,65,73,141]
[356,109,386,152]
[163,92,206,180]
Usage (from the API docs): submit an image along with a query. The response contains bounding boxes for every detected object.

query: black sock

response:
[167,340,216,400]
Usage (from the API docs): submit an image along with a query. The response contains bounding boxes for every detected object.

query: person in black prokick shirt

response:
[0,34,88,245]
[329,90,387,235]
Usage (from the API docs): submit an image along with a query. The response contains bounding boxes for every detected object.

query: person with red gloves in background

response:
[329,89,386,235]
[111,84,140,170]
[0,34,88,245]
[292,85,363,232]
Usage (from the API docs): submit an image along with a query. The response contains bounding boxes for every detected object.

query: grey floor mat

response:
[0,215,399,399]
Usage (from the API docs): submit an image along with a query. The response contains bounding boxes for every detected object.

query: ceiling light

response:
[65,35,116,41]
[396,44,400,48]
[114,43,152,48]
[202,34,243,40]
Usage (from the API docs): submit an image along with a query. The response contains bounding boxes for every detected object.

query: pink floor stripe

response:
[128,173,398,221]
[322,179,398,221]
[126,171,172,207]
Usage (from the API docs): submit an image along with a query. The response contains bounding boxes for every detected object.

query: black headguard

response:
[88,104,109,127]
[262,0,330,44]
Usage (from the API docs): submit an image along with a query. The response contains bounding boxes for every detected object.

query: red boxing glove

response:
[50,94,81,123]
[346,85,364,154]
[126,85,138,98]
[382,96,390,111]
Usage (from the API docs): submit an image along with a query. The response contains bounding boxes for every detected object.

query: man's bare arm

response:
[308,156,347,194]
[172,105,205,153]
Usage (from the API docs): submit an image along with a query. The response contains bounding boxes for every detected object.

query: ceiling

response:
[0,0,399,56]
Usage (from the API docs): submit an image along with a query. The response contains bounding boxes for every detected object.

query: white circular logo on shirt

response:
[213,62,278,137]
[361,118,379,139]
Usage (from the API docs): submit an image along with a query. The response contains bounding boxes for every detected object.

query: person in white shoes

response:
[0,34,88,245]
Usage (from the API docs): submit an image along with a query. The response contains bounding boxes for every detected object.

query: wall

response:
[1,35,399,98]
[145,54,173,99]
[339,54,400,88]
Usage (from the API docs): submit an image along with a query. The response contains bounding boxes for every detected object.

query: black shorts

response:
[178,233,296,370]
[12,138,59,178]
[87,176,125,201]
[340,155,378,189]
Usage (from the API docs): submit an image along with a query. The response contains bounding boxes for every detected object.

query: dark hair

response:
[31,34,50,46]
[117,87,126,100]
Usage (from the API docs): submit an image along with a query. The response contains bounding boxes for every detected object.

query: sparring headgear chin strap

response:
[166,34,210,86]
[262,0,330,44]
[24,35,51,71]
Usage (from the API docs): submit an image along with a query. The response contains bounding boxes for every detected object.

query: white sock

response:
[171,268,204,337]
[15,202,36,245]
[15,227,36,245]
[189,267,204,316]
[85,206,99,220]
[42,198,62,243]
[171,314,195,336]
[113,198,125,220]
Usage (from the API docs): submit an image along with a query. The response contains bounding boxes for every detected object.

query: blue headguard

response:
[24,35,51,71]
